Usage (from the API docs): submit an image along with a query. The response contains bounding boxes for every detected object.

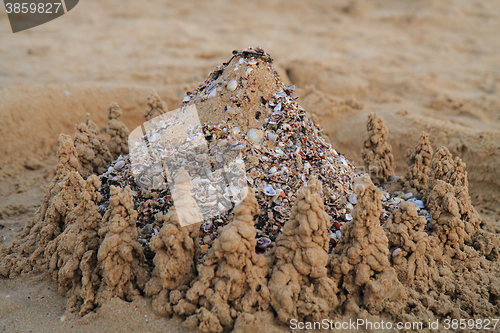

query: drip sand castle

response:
[1,48,499,332]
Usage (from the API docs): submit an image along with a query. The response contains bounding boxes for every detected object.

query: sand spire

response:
[330,175,405,315]
[107,102,130,160]
[269,177,338,323]
[144,208,200,317]
[404,131,433,193]
[144,90,168,121]
[74,113,112,178]
[174,189,270,332]
[361,113,395,184]
[96,186,149,304]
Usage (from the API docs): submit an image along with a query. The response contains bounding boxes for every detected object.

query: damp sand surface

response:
[1,0,500,332]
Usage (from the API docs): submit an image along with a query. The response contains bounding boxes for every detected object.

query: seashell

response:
[207,184,217,194]
[227,79,238,91]
[262,184,276,196]
[138,174,152,188]
[266,131,277,142]
[348,193,357,204]
[238,58,245,64]
[336,230,342,240]
[232,126,241,134]
[408,199,425,208]
[182,96,191,102]
[247,129,264,144]
[337,156,348,167]
[245,67,253,76]
[256,237,271,249]
[114,160,125,170]
[149,133,160,142]
[346,203,354,211]
[273,102,282,114]
[405,192,413,199]
[248,59,257,66]
[231,143,246,150]
[208,87,217,98]
[345,213,352,221]
[196,154,208,162]
[216,154,223,163]
[392,248,402,257]
[388,197,404,206]
[151,175,164,190]
[227,136,239,145]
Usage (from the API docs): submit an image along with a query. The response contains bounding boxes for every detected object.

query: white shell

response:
[227,79,238,91]
[247,128,264,144]
[266,131,277,142]
[392,248,402,257]
[208,87,217,98]
[182,96,190,102]
[348,193,357,204]
[408,199,425,208]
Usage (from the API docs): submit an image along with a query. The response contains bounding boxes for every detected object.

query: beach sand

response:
[0,0,499,332]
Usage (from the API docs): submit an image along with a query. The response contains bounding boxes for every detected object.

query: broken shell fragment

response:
[227,79,238,91]
[256,237,271,249]
[262,184,276,196]
[392,248,402,257]
[247,128,264,144]
[348,193,357,204]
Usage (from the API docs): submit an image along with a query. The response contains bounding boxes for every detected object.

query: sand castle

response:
[1,48,499,332]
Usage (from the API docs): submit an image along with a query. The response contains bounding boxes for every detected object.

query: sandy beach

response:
[1,1,499,332]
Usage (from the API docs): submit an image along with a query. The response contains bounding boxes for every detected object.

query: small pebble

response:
[405,192,413,199]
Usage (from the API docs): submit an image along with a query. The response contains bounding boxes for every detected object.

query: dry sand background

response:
[0,0,499,332]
